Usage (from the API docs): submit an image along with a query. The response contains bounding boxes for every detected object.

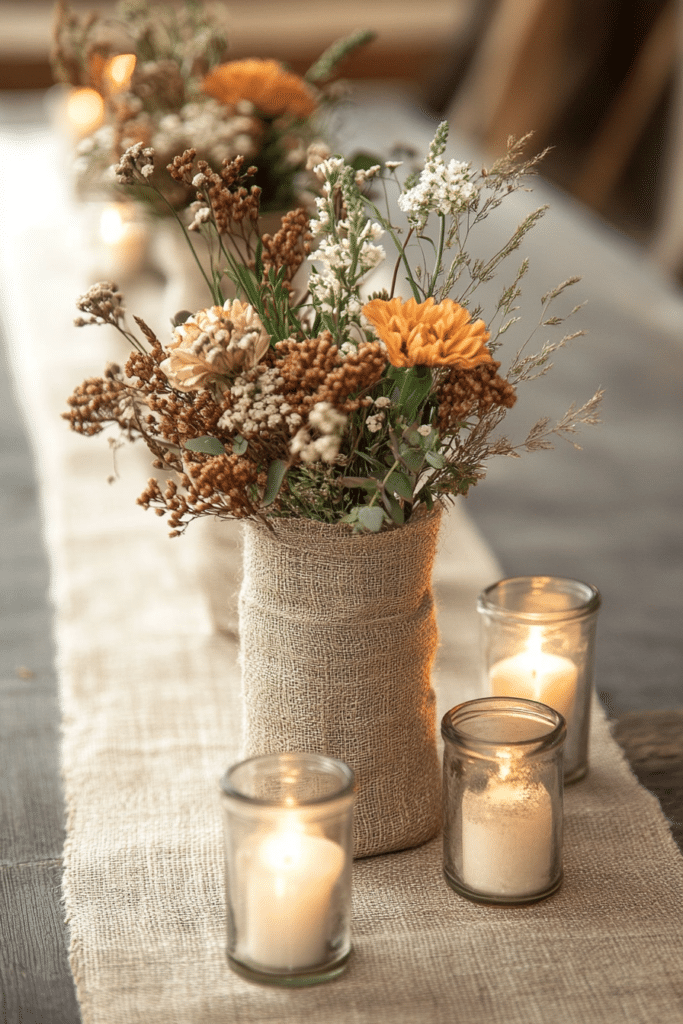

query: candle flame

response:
[497,752,514,781]
[100,205,126,245]
[526,627,544,662]
[523,626,546,697]
[103,53,136,94]
[262,831,304,870]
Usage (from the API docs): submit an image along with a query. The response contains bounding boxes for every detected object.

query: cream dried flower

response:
[74,281,126,327]
[161,299,270,391]
[290,401,347,464]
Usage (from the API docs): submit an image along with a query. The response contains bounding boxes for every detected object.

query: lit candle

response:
[489,628,578,721]
[65,87,105,139]
[240,829,345,970]
[102,53,136,95]
[99,204,148,278]
[461,767,553,898]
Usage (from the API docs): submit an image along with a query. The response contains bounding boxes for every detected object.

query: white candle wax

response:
[490,649,578,721]
[461,776,553,897]
[241,830,345,970]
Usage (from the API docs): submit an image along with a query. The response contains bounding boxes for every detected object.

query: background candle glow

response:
[65,88,105,138]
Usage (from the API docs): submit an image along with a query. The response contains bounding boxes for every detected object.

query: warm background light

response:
[103,53,136,95]
[65,86,104,137]
[99,204,126,246]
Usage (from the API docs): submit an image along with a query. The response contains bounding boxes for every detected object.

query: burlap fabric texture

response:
[238,507,443,858]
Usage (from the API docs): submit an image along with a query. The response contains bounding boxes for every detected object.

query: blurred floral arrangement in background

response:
[64,123,603,535]
[51,0,374,213]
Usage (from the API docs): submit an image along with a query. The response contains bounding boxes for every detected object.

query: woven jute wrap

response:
[238,509,443,857]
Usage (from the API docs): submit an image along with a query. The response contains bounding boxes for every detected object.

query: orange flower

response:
[362,296,493,369]
[202,59,318,120]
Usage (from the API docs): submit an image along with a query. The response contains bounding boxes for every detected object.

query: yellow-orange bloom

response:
[362,296,493,369]
[202,59,318,120]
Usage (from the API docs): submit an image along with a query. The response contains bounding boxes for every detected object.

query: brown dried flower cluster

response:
[64,311,390,532]
[138,453,264,533]
[168,152,263,233]
[74,281,126,327]
[260,209,313,285]
[434,361,517,433]
[275,334,385,416]
[129,59,186,110]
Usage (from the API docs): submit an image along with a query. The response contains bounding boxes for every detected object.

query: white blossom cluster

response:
[73,99,261,196]
[151,99,259,168]
[290,402,347,464]
[308,159,386,321]
[308,222,385,317]
[398,156,478,229]
[113,141,155,183]
[217,366,303,437]
[365,395,391,433]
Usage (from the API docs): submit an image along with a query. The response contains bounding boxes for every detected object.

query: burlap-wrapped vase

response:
[238,506,443,858]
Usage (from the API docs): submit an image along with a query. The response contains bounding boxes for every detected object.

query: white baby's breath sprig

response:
[308,158,386,345]
[397,122,478,231]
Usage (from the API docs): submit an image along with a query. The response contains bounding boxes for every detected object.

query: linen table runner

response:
[2,122,683,1024]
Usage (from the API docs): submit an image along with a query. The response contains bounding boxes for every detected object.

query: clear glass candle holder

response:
[477,576,601,782]
[220,752,355,986]
[442,697,566,905]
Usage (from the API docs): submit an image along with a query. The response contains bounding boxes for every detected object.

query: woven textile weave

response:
[238,511,442,857]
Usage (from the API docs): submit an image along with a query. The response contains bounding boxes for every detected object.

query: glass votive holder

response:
[219,752,355,986]
[442,697,566,905]
[477,576,601,782]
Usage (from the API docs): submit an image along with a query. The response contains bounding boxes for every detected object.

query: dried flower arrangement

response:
[65,123,603,535]
[51,0,374,213]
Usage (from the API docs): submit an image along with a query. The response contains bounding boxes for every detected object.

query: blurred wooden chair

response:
[441,0,608,157]
[433,0,683,276]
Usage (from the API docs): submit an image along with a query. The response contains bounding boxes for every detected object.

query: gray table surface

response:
[1,88,682,1024]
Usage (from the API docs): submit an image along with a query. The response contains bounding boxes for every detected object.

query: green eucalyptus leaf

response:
[395,366,433,423]
[382,492,405,526]
[386,470,414,501]
[398,446,425,473]
[425,450,446,469]
[262,459,288,507]
[357,505,385,533]
[184,436,226,456]
[232,434,248,456]
[339,476,379,493]
[415,487,435,511]
[340,507,360,524]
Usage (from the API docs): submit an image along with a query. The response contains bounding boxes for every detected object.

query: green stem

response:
[362,196,421,301]
[368,456,401,508]
[390,226,414,298]
[153,185,217,303]
[427,214,446,297]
